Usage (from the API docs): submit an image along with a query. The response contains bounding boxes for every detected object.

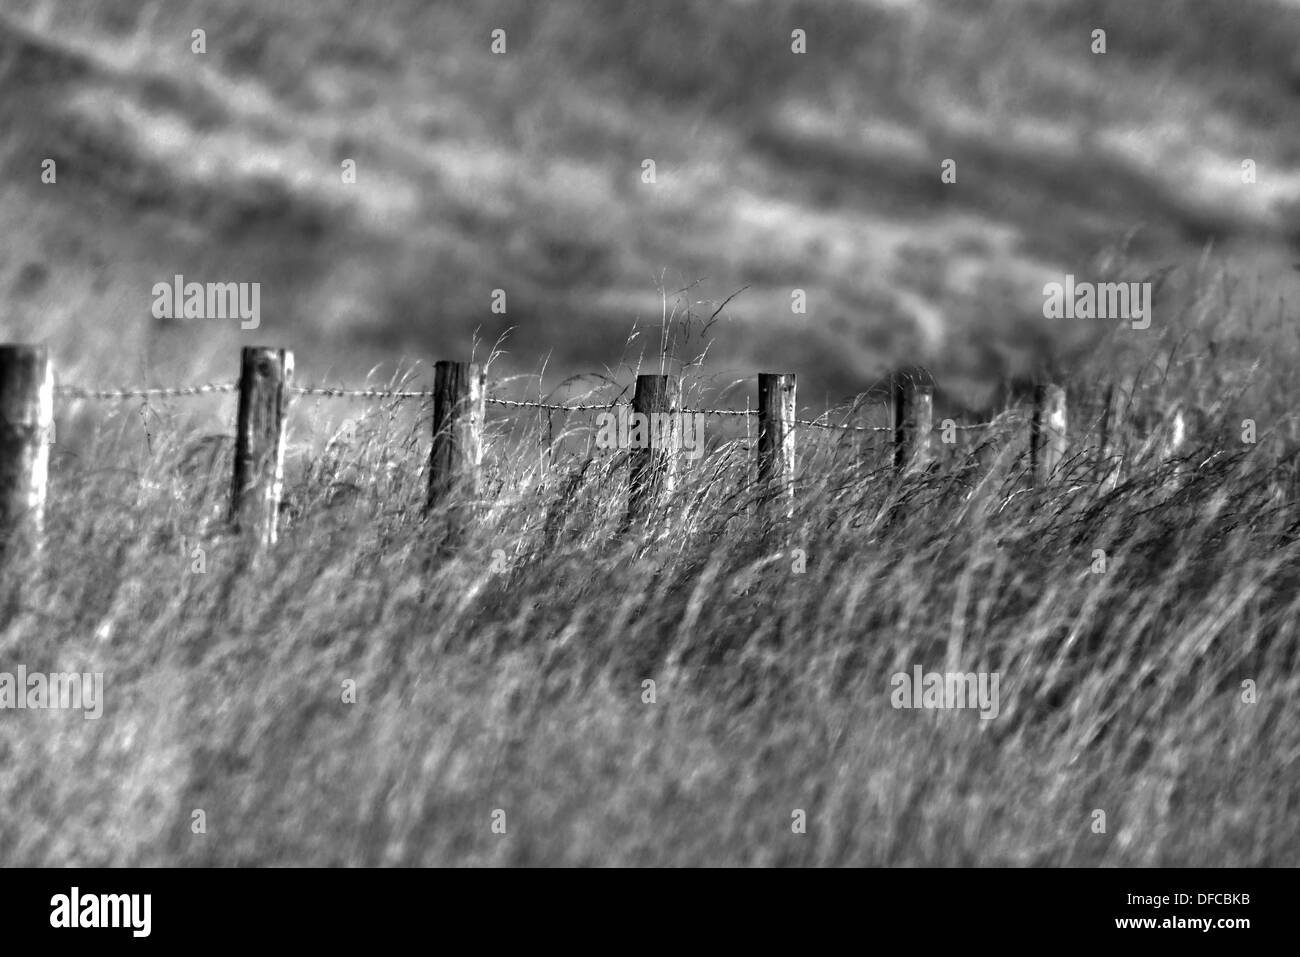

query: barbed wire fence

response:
[49,381,958,433]
[0,345,1078,545]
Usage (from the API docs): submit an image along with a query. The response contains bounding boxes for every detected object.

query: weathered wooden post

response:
[626,373,676,525]
[428,360,485,511]
[0,345,53,558]
[757,373,796,518]
[892,370,933,472]
[229,347,293,545]
[1030,383,1068,486]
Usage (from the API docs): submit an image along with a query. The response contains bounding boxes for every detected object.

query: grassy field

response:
[2,283,1298,867]
[1,0,1299,865]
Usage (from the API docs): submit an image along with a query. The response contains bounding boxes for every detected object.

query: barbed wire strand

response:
[54,383,238,400]
[52,382,1004,431]
[796,418,891,433]
[293,386,433,399]
[487,397,616,411]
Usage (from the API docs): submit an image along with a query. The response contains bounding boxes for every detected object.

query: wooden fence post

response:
[892,371,933,472]
[428,360,485,511]
[0,345,53,557]
[758,372,796,517]
[626,373,676,524]
[229,346,293,545]
[1030,383,1067,486]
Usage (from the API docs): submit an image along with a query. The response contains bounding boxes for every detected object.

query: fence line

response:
[7,343,1082,547]
[51,383,944,432]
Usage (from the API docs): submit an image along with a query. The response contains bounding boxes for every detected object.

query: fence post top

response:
[0,343,47,353]
[889,367,935,393]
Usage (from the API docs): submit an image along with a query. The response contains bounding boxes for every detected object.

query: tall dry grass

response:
[1,275,1298,867]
